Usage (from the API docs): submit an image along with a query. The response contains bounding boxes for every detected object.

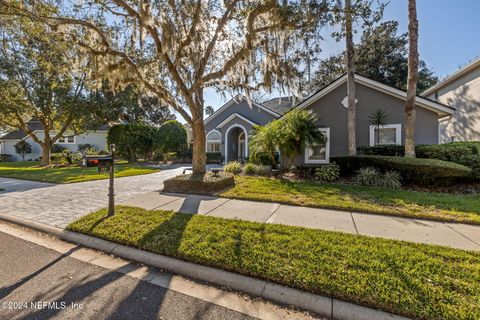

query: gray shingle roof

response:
[0,120,43,140]
[262,96,296,115]
[0,120,110,140]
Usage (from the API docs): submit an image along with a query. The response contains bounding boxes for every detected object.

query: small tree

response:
[154,120,187,155]
[279,109,326,166]
[107,124,156,162]
[14,140,32,161]
[249,121,282,167]
[369,109,389,146]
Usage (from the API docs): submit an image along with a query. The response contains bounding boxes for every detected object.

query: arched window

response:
[206,130,221,153]
[207,130,221,141]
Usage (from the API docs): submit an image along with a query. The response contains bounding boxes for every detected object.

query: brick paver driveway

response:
[0,165,189,228]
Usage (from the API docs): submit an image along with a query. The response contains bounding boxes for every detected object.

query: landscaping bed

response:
[68,206,480,320]
[163,172,234,194]
[219,176,480,224]
[0,161,159,183]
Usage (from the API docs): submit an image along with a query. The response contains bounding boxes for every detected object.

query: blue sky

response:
[199,0,480,117]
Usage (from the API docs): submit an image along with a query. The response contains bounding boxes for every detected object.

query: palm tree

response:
[369,109,389,146]
[280,109,326,166]
[345,0,356,156]
[205,106,215,117]
[404,0,419,157]
[249,121,281,167]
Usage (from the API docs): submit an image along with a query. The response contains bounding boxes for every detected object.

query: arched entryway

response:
[225,124,248,162]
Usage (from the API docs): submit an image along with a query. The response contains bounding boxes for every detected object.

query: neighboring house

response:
[0,119,109,161]
[422,57,480,143]
[205,74,454,165]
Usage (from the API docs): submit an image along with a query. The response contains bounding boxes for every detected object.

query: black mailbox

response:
[83,155,113,173]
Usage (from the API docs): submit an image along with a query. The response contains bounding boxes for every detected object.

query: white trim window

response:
[206,129,221,153]
[369,124,401,146]
[57,135,75,144]
[304,128,330,164]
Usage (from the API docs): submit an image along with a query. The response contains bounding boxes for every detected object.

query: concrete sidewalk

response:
[122,192,480,252]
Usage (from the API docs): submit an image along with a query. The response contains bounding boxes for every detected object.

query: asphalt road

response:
[0,231,254,320]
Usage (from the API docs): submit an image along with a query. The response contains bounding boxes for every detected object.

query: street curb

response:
[0,212,409,320]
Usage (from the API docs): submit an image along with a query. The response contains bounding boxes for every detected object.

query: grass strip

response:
[68,206,480,320]
[219,176,480,225]
[0,162,158,184]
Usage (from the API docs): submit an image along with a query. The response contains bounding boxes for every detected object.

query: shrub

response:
[154,120,187,154]
[357,145,404,156]
[243,163,269,176]
[332,156,472,186]
[50,152,67,165]
[315,163,340,182]
[77,144,94,153]
[354,167,401,189]
[108,123,156,162]
[382,171,402,189]
[206,152,223,164]
[0,154,13,162]
[163,172,234,194]
[224,161,242,174]
[354,167,382,187]
[14,140,32,161]
[51,144,66,153]
[83,147,100,155]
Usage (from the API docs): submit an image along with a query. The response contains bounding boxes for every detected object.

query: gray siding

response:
[303,82,439,158]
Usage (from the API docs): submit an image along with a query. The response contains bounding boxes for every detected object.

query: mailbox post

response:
[107,144,115,217]
[82,145,116,217]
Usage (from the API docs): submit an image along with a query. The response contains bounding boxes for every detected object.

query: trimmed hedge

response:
[163,172,234,194]
[206,152,223,164]
[357,145,404,156]
[0,154,13,162]
[332,156,472,186]
[358,142,480,170]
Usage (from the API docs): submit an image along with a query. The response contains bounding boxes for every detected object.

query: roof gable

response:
[422,57,480,96]
[217,113,259,128]
[205,95,281,125]
[296,74,454,117]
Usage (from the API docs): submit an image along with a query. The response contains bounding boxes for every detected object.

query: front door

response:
[238,132,245,162]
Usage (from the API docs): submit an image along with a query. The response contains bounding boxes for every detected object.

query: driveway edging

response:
[0,212,410,320]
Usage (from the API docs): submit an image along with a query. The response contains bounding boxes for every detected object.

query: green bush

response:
[354,167,382,187]
[224,161,242,174]
[108,123,156,162]
[357,145,404,156]
[332,156,472,186]
[382,171,402,189]
[416,142,480,168]
[77,144,94,153]
[0,154,13,162]
[243,163,269,176]
[206,152,223,164]
[51,144,66,153]
[154,120,187,154]
[315,163,340,182]
[354,167,401,189]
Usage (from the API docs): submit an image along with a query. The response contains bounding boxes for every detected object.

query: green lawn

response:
[0,162,159,184]
[68,206,480,320]
[219,176,480,225]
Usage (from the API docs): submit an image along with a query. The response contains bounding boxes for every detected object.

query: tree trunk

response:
[345,0,356,156]
[191,117,207,175]
[40,144,51,166]
[404,0,419,157]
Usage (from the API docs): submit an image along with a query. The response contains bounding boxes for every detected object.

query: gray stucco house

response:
[422,57,480,143]
[204,74,454,165]
[0,119,109,161]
